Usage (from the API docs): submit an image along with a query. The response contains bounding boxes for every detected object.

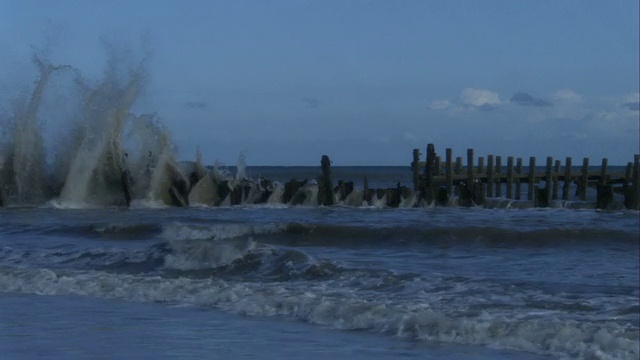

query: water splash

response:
[0,45,186,208]
[3,54,74,204]
[58,56,146,206]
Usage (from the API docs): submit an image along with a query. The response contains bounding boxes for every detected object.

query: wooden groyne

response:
[410,144,640,210]
[1,144,637,210]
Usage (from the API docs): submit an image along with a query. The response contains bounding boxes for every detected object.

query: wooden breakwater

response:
[409,144,640,210]
[2,144,637,210]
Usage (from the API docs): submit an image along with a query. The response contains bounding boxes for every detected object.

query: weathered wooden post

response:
[445,148,453,199]
[412,149,420,191]
[495,156,502,197]
[552,160,561,200]
[120,169,133,207]
[596,158,611,209]
[506,157,514,199]
[455,157,463,175]
[597,183,613,209]
[544,156,553,205]
[467,149,474,186]
[487,155,494,198]
[532,156,551,208]
[528,157,536,201]
[562,157,572,201]
[600,158,608,183]
[515,158,523,200]
[477,157,485,175]
[578,158,589,201]
[623,161,634,209]
[424,144,436,204]
[363,176,372,204]
[318,155,334,206]
[458,149,476,207]
[387,184,401,208]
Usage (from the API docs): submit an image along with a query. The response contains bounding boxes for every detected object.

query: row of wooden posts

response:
[411,144,640,210]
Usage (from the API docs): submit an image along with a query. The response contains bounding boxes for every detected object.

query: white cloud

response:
[428,99,450,110]
[460,88,500,107]
[552,89,582,103]
[585,109,639,136]
[623,92,640,103]
[620,92,639,111]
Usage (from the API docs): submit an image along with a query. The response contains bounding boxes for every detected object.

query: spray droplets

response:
[0,48,177,207]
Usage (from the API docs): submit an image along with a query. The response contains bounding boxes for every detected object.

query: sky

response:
[0,0,638,165]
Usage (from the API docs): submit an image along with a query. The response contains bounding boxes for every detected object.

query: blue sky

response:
[1,0,638,165]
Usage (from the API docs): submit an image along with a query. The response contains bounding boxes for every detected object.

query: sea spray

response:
[194,146,208,180]
[0,44,191,207]
[146,146,177,205]
[58,55,146,206]
[124,113,173,200]
[235,153,248,183]
[9,55,74,204]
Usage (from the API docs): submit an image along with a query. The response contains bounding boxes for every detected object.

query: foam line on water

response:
[0,267,637,360]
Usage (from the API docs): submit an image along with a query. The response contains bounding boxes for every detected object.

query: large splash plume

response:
[0,45,181,208]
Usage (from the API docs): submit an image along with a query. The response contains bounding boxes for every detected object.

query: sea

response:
[1,53,638,360]
[1,165,638,360]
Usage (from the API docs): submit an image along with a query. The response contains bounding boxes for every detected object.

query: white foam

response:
[46,199,100,210]
[0,268,639,359]
[266,183,284,205]
[370,194,387,208]
[1,267,636,359]
[129,198,170,209]
[160,223,287,242]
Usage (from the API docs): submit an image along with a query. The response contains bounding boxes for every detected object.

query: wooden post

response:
[425,144,436,203]
[461,149,475,205]
[455,157,462,175]
[467,149,474,186]
[562,157,572,201]
[318,155,334,206]
[600,158,608,185]
[363,176,371,204]
[544,157,552,205]
[477,157,485,175]
[486,155,494,198]
[515,158,522,200]
[528,157,536,201]
[412,149,420,191]
[552,160,561,200]
[596,158,611,209]
[578,158,589,201]
[495,156,502,197]
[445,148,453,199]
[506,156,514,199]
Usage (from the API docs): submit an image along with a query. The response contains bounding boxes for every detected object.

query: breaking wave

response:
[1,265,637,360]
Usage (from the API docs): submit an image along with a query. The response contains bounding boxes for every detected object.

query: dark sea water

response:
[2,47,638,359]
[1,171,638,360]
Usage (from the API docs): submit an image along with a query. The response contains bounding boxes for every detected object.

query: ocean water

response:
[1,52,638,360]
[1,200,638,359]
